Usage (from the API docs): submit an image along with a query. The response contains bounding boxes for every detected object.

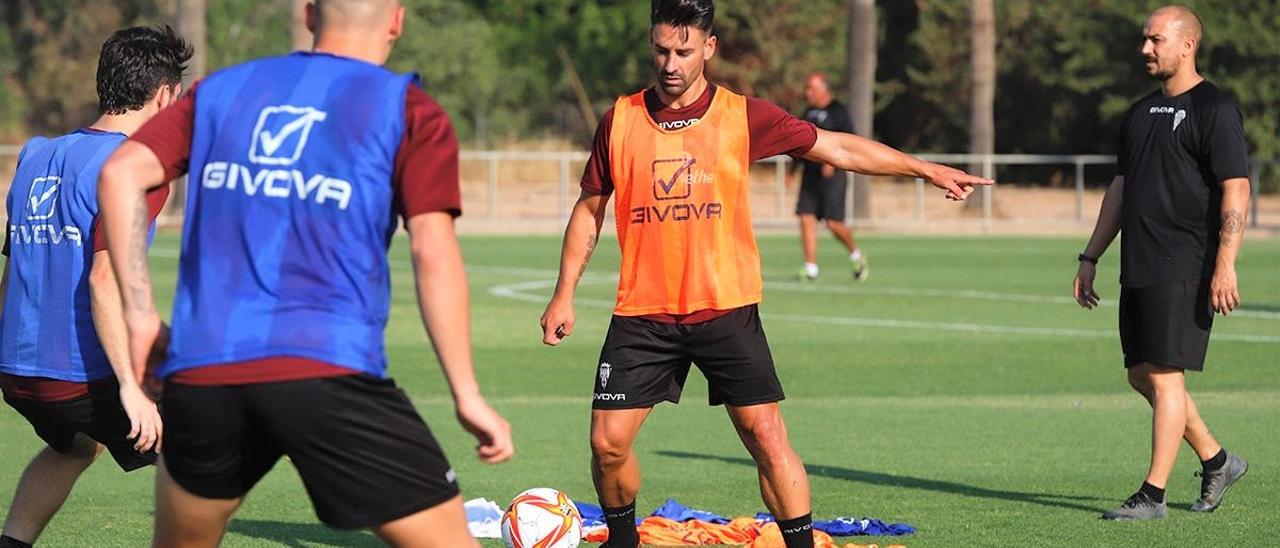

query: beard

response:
[1146,58,1176,81]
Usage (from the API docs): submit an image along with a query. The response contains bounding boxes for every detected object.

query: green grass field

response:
[2,233,1278,547]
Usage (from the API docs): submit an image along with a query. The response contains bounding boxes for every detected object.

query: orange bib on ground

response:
[607,87,762,316]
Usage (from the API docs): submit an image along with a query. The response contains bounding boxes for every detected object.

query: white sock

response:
[850,249,863,262]
[804,263,820,278]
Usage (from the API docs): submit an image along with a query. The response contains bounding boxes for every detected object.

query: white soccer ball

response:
[500,488,583,548]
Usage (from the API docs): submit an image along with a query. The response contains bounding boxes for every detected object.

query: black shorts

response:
[593,305,784,409]
[795,175,847,221]
[161,374,460,529]
[2,381,156,471]
[1119,278,1214,371]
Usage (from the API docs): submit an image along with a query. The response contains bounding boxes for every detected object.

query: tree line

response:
[2,1,1276,191]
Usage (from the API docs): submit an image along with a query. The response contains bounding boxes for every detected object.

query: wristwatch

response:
[1078,253,1099,265]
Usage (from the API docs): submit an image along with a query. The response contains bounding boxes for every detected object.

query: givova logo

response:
[203,105,353,210]
[10,175,82,247]
[249,106,328,166]
[26,176,61,220]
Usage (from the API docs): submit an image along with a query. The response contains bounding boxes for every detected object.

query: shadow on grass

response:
[226,519,382,547]
[656,450,1109,514]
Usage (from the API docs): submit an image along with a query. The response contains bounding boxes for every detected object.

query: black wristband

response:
[1078,253,1098,265]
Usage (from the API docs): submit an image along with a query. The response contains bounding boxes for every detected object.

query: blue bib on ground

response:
[166,52,416,378]
[1,129,126,382]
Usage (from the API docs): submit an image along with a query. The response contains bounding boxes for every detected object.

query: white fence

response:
[1,145,1273,231]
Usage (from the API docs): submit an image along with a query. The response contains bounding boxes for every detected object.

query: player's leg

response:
[1139,364,1188,490]
[797,214,819,280]
[590,407,653,508]
[725,403,811,520]
[691,306,813,547]
[1,434,101,545]
[371,495,477,548]
[590,316,688,548]
[253,376,471,544]
[824,218,856,253]
[153,382,273,546]
[820,177,865,281]
[1127,365,1221,457]
[795,178,821,280]
[152,459,243,548]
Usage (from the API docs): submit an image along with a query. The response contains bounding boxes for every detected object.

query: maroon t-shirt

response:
[129,81,463,385]
[582,85,818,324]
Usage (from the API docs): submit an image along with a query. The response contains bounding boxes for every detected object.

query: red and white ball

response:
[500,488,583,548]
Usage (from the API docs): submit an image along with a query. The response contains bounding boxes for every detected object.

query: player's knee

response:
[823,219,844,231]
[1126,368,1152,394]
[738,417,790,463]
[590,432,631,468]
[63,435,103,461]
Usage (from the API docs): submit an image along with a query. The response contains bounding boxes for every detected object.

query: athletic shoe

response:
[1190,452,1248,512]
[851,254,869,282]
[1101,491,1167,521]
[797,266,819,282]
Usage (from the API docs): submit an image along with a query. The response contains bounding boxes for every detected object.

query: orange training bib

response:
[607,87,762,316]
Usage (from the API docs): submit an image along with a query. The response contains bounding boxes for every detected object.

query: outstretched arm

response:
[98,141,168,391]
[1073,176,1124,309]
[540,190,608,346]
[406,211,513,463]
[802,129,993,201]
[1210,178,1250,315]
[88,251,162,452]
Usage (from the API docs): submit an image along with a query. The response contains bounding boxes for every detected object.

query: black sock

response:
[777,513,815,548]
[602,501,638,548]
[1139,481,1165,503]
[1202,448,1228,472]
[0,535,34,548]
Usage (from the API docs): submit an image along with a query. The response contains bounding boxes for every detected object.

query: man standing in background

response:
[1074,5,1250,521]
[794,73,865,282]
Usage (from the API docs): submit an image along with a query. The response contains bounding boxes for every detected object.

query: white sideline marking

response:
[146,247,1280,323]
[487,278,1280,344]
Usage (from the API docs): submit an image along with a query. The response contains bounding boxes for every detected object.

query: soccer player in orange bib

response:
[540,1,990,547]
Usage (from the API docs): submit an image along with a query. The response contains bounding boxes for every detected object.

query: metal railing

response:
[0,146,1272,230]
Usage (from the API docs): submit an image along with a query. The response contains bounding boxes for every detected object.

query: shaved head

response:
[1149,5,1203,46]
[314,0,401,31]
[305,0,405,64]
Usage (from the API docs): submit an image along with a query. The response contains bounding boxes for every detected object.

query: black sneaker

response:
[1101,491,1167,521]
[1190,452,1248,512]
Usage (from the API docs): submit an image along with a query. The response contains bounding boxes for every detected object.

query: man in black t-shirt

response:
[1074,5,1250,521]
[793,73,866,281]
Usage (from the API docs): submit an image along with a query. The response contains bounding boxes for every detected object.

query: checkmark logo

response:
[26,176,61,220]
[248,106,329,166]
[653,157,696,201]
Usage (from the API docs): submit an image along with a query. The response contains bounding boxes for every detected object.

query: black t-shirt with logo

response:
[800,100,853,182]
[1116,80,1250,287]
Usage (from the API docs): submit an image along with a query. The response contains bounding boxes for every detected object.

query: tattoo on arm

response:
[125,194,154,313]
[581,233,599,282]
[1221,209,1245,247]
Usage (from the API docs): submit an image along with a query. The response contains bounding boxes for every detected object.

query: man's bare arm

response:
[98,141,168,374]
[88,249,163,452]
[1073,176,1124,309]
[88,251,141,387]
[406,211,513,463]
[541,191,607,345]
[1211,177,1251,315]
[803,129,992,200]
[1083,176,1125,259]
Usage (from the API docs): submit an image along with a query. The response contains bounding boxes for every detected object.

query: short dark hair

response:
[651,0,715,34]
[96,25,193,115]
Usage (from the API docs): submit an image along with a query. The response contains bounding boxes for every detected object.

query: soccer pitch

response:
[2,233,1277,547]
